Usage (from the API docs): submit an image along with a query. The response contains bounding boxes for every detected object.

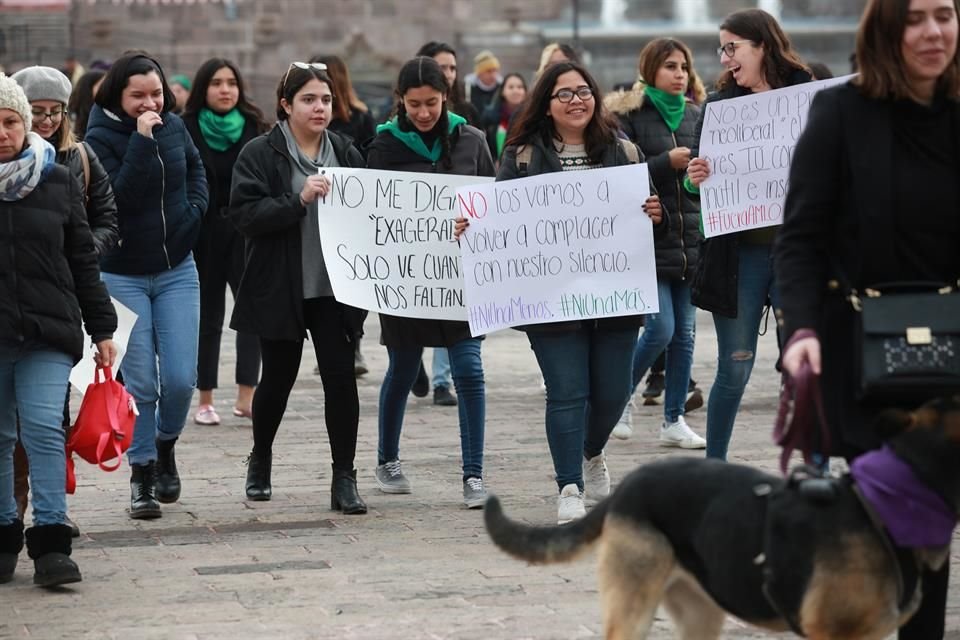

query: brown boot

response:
[13,441,29,522]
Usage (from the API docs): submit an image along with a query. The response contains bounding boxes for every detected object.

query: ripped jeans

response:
[705,244,780,460]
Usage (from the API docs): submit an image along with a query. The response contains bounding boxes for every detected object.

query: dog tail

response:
[483,494,607,564]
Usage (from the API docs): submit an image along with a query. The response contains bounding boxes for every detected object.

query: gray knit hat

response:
[0,72,31,131]
[12,65,72,106]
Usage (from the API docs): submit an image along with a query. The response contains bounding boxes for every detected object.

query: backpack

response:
[75,141,90,203]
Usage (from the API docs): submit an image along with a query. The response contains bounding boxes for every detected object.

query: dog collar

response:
[850,446,956,548]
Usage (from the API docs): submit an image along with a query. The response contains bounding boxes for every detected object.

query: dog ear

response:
[874,408,914,439]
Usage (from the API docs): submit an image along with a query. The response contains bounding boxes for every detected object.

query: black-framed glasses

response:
[281,61,328,92]
[30,108,64,122]
[717,40,753,58]
[551,86,593,103]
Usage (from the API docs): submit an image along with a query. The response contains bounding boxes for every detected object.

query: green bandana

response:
[377,111,467,162]
[198,107,246,152]
[644,86,686,132]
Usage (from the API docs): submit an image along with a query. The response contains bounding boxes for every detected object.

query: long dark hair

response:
[395,56,453,170]
[183,58,269,134]
[275,64,333,122]
[309,54,368,122]
[717,9,808,91]
[416,41,470,118]
[507,61,615,164]
[95,51,176,116]
[68,69,105,139]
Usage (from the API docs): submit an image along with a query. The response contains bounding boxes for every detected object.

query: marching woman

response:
[457,60,663,524]
[686,9,811,460]
[230,62,368,514]
[0,74,116,586]
[367,56,495,508]
[84,52,208,519]
[604,39,706,446]
[182,58,268,426]
[777,0,958,636]
[482,72,527,162]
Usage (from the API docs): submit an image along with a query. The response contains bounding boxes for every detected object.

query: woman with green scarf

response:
[182,58,269,426]
[604,38,706,446]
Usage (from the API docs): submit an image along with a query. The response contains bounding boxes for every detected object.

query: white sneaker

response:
[611,403,633,440]
[659,417,707,449]
[583,451,611,504]
[557,483,586,524]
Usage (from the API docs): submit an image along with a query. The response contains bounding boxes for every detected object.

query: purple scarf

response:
[850,446,956,548]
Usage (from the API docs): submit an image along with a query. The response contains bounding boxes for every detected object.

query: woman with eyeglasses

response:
[366,56,495,509]
[229,62,368,514]
[0,73,116,587]
[457,61,662,524]
[181,58,269,427]
[685,9,811,461]
[9,66,119,537]
[84,52,208,520]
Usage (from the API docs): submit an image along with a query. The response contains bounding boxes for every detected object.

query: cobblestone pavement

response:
[3,312,958,639]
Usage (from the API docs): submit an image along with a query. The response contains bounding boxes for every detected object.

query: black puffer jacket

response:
[365,121,496,348]
[607,85,702,281]
[229,125,367,342]
[0,163,117,363]
[56,142,119,257]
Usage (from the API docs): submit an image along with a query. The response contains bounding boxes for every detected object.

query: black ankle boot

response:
[155,437,181,503]
[245,451,272,501]
[0,519,24,584]
[130,462,162,520]
[331,468,367,515]
[25,524,81,588]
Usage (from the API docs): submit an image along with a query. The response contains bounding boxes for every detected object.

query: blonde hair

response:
[36,103,76,153]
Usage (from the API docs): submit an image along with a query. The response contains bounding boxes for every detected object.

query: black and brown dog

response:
[485,398,960,639]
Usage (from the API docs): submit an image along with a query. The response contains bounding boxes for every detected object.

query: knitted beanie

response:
[11,66,72,106]
[473,50,500,75]
[0,73,32,130]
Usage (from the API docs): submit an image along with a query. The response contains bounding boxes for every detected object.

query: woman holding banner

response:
[465,60,663,524]
[685,8,811,460]
[777,0,958,636]
[605,38,706,446]
[229,62,368,514]
[366,56,495,509]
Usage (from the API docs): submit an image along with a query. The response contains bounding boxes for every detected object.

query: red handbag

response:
[65,365,137,494]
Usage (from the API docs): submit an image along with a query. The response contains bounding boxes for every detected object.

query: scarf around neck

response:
[0,132,56,202]
[644,86,687,133]
[198,107,246,152]
[850,445,956,548]
[377,112,467,162]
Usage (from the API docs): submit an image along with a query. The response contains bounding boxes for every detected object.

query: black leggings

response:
[899,562,949,639]
[252,298,359,471]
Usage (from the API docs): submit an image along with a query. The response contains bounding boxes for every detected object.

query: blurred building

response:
[1,0,863,119]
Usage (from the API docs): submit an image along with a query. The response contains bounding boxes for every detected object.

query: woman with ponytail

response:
[366,56,495,508]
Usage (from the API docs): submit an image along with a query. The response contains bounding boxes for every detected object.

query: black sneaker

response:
[433,385,457,406]
[411,361,429,398]
[685,380,704,413]
[641,372,665,405]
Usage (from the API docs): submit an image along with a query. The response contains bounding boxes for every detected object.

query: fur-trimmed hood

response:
[604,80,647,116]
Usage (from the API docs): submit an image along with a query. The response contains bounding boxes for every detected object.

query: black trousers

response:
[899,562,949,639]
[252,298,359,471]
[195,219,260,390]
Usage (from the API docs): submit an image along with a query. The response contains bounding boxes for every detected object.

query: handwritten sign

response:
[456,164,658,336]
[697,75,852,238]
[317,168,494,320]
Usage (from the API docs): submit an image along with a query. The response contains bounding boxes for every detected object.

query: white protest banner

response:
[70,297,137,395]
[317,168,494,320]
[455,164,658,336]
[697,75,853,238]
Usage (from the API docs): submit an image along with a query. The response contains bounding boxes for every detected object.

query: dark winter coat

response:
[56,142,119,257]
[0,163,117,363]
[365,122,496,348]
[496,135,656,333]
[776,81,960,455]
[229,125,367,342]
[84,105,208,275]
[690,69,812,317]
[328,108,377,152]
[607,86,702,281]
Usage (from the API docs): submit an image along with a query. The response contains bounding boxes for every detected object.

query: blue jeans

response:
[431,348,452,389]
[631,281,696,423]
[528,326,638,492]
[0,347,73,526]
[102,255,200,465]
[706,244,780,460]
[378,339,485,479]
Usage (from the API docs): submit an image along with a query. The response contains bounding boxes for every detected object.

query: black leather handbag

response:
[849,282,960,402]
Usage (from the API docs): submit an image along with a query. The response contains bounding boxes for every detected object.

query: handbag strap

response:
[93,374,125,470]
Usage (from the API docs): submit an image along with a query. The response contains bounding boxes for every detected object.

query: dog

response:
[485,398,960,639]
